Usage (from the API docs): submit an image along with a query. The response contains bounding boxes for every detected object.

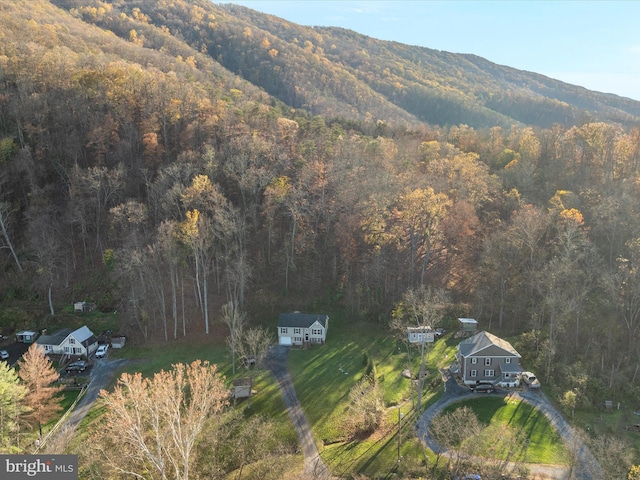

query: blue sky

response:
[220,1,640,101]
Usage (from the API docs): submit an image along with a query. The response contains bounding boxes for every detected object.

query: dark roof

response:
[278,313,328,329]
[233,378,252,386]
[458,331,521,357]
[36,328,73,346]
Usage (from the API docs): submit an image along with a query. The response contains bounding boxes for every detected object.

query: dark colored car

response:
[471,383,495,393]
[66,360,88,372]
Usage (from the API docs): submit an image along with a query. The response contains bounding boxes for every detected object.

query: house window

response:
[294,328,301,334]
[484,369,495,377]
[470,370,477,378]
[484,358,491,366]
[294,337,302,343]
[471,358,477,364]
[69,338,75,344]
[505,358,511,364]
[313,329,323,335]
[280,327,287,334]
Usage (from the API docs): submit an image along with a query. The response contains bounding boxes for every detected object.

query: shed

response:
[458,318,478,334]
[111,336,126,349]
[74,301,96,313]
[16,330,38,343]
[233,378,252,399]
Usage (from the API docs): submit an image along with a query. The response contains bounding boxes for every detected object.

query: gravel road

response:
[267,345,331,479]
[415,369,602,480]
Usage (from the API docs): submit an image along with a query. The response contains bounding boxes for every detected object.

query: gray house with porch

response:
[455,331,522,386]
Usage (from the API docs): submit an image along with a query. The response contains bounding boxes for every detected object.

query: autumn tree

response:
[429,406,481,472]
[346,375,384,437]
[17,344,63,437]
[0,361,28,453]
[181,175,239,334]
[587,434,632,480]
[98,360,229,480]
[389,187,451,287]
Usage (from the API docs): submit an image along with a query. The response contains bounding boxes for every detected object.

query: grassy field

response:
[50,308,585,477]
[443,396,568,465]
[286,311,462,477]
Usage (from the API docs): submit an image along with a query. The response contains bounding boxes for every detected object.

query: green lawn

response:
[107,335,294,427]
[287,312,461,477]
[69,312,575,477]
[287,312,413,443]
[443,396,568,465]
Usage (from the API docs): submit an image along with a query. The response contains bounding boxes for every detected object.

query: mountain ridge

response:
[45,0,640,129]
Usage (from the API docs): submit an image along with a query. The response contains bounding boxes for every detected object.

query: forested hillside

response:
[2,0,640,418]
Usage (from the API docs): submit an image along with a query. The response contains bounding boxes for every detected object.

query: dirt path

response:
[267,346,331,479]
[415,369,602,479]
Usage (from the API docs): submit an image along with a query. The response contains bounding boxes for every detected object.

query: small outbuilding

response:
[74,301,96,313]
[16,330,39,343]
[233,378,252,400]
[458,318,478,335]
[111,336,126,349]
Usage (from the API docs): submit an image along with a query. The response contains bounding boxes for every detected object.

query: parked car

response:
[0,350,8,360]
[470,383,495,393]
[434,327,445,338]
[521,371,541,388]
[66,360,88,372]
[95,344,109,358]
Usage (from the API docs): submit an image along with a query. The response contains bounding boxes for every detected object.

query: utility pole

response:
[397,406,402,463]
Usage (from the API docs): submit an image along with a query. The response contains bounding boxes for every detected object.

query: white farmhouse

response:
[36,326,99,358]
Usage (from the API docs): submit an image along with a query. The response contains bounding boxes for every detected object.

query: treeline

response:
[1,0,640,407]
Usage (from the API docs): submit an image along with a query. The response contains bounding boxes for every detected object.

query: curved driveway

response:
[65,357,131,428]
[415,369,602,480]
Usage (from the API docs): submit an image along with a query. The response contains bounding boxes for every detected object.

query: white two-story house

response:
[277,312,329,346]
[36,326,99,358]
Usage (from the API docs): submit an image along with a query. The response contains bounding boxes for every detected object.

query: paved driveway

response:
[267,345,331,479]
[415,369,602,479]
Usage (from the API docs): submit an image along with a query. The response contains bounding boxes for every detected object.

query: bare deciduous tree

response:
[222,300,246,375]
[429,406,481,472]
[346,375,385,437]
[98,360,229,480]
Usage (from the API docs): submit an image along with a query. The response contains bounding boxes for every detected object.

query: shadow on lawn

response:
[325,408,416,478]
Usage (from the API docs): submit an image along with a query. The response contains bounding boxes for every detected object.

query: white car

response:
[522,371,541,389]
[0,350,8,360]
[95,344,109,358]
